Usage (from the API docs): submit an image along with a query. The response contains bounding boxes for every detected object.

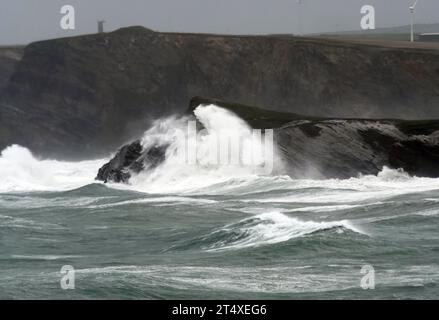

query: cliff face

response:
[1,26,439,159]
[0,46,23,90]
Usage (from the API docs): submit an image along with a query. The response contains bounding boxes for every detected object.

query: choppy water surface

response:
[1,160,439,299]
[1,105,438,299]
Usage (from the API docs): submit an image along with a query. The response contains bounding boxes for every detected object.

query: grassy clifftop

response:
[189,96,318,128]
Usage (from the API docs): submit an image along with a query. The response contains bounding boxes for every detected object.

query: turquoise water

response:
[1,174,439,299]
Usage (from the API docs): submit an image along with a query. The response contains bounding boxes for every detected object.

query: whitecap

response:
[203,212,366,251]
[0,145,105,193]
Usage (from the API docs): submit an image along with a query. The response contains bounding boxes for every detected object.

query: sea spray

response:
[128,104,276,193]
[0,145,104,192]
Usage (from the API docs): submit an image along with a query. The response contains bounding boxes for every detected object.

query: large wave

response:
[200,212,365,251]
[124,104,278,193]
[0,145,104,193]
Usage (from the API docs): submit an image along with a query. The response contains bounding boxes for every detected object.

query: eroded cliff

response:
[1,27,439,159]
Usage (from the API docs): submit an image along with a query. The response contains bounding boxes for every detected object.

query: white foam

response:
[205,212,365,251]
[3,107,439,201]
[0,145,105,192]
[287,204,363,212]
[11,254,83,260]
[50,264,439,294]
[87,196,217,209]
[242,167,439,204]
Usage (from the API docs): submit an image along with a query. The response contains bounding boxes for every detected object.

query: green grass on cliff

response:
[189,96,322,129]
[189,97,439,134]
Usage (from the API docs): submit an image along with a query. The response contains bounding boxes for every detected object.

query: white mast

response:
[410,0,420,42]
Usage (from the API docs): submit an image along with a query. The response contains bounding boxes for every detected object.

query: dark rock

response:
[96,139,169,183]
[389,140,439,177]
[358,128,399,153]
[276,120,439,178]
[297,123,322,138]
[96,140,143,183]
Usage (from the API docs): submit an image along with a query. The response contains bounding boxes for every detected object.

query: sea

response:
[1,105,438,299]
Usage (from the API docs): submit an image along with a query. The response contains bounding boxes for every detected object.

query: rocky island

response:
[97,97,439,181]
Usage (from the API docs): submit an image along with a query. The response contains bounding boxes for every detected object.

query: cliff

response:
[1,26,439,159]
[0,46,23,90]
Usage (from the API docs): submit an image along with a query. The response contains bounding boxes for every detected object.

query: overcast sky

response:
[1,0,438,45]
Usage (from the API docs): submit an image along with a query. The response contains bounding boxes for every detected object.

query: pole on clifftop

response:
[98,20,106,33]
[409,0,419,42]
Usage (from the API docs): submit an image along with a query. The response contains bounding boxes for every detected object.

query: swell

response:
[167,212,366,252]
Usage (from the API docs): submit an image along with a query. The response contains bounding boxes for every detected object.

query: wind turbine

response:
[297,0,304,36]
[409,0,420,42]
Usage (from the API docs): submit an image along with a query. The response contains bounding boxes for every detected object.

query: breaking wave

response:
[2,104,439,197]
[200,212,365,251]
[125,104,276,193]
[0,145,104,193]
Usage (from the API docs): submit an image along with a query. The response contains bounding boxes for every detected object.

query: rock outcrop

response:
[96,97,439,182]
[96,140,169,183]
[1,26,439,159]
[96,140,143,183]
[276,119,439,178]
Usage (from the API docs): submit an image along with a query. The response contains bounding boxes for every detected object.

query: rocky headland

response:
[97,97,439,181]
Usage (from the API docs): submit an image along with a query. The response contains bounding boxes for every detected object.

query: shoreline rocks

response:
[96,97,439,182]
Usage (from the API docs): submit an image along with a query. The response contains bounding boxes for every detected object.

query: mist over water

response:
[1,105,439,299]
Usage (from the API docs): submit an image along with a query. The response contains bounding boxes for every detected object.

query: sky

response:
[0,0,438,45]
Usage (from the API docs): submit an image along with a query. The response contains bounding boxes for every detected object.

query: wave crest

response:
[0,145,104,192]
[200,212,365,251]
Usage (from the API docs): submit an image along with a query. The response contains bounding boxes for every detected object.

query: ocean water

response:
[1,105,439,299]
